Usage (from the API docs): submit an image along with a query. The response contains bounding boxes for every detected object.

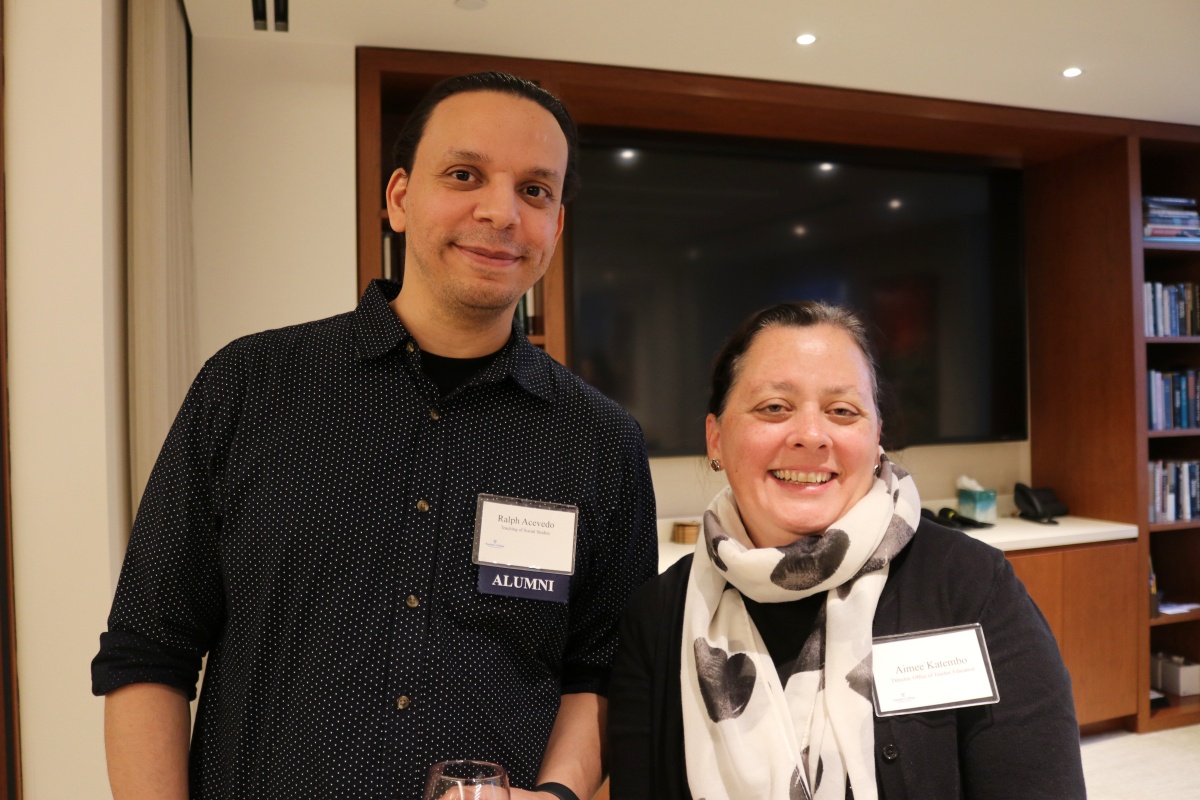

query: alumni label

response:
[478,565,570,603]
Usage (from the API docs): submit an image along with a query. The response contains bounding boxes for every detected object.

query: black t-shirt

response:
[743,593,825,685]
[421,349,502,397]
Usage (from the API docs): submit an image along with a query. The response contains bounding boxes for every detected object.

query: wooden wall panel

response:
[1025,139,1143,525]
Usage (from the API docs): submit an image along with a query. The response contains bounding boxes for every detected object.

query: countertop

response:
[654,512,1138,574]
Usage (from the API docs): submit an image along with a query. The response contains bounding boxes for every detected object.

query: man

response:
[93,72,658,800]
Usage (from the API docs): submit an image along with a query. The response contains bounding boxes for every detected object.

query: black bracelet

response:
[534,782,581,800]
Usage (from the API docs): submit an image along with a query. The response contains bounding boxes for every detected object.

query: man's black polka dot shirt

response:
[92,280,659,799]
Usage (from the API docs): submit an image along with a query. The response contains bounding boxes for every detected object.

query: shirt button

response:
[882,743,899,763]
[406,594,420,608]
[416,499,430,512]
[396,695,411,710]
[405,342,415,354]
[429,407,441,421]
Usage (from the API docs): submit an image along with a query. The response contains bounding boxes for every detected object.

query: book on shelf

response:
[1149,459,1200,524]
[1187,461,1197,522]
[1147,368,1200,430]
[524,286,537,320]
[1187,369,1194,427]
[1143,196,1200,241]
[514,287,538,336]
[1144,281,1200,336]
[515,294,528,332]
[1146,226,1200,238]
[1145,196,1199,209]
[382,232,394,281]
[1145,211,1200,226]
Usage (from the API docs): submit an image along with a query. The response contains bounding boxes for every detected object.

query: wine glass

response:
[422,759,510,800]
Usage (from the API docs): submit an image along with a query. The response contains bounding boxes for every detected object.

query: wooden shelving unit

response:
[355,48,1200,734]
[1140,141,1200,729]
[1150,608,1200,627]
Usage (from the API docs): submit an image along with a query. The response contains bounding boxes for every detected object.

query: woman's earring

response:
[874,463,882,476]
[710,458,723,472]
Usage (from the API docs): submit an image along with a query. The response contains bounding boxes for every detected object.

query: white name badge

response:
[472,494,578,575]
[871,624,1000,717]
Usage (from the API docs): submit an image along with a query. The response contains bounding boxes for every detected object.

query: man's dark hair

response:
[391,71,580,204]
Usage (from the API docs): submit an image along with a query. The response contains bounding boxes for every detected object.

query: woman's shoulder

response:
[616,554,693,663]
[879,517,1015,631]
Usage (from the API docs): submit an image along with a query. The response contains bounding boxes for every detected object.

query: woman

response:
[607,302,1085,800]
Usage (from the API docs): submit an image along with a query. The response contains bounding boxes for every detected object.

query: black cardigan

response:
[607,519,1086,800]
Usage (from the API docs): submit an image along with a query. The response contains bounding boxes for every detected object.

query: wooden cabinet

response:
[1009,542,1139,726]
[355,48,1200,732]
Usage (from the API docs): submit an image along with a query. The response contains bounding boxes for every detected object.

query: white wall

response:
[5,0,128,796]
[191,36,358,361]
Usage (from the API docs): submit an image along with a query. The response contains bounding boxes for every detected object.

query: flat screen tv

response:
[569,132,1027,457]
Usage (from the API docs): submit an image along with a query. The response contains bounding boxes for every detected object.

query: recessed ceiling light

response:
[792,225,808,237]
[889,199,903,210]
[796,34,817,46]
[1063,67,1083,78]
[818,162,835,172]
[455,0,487,9]
[619,149,637,160]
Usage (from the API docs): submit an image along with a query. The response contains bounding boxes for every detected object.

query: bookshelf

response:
[355,48,1200,734]
[1139,136,1200,731]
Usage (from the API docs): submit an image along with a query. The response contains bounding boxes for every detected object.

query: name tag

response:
[473,494,578,603]
[871,624,1000,717]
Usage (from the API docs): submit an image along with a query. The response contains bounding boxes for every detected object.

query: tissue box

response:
[1152,653,1200,696]
[1165,659,1199,697]
[957,489,997,522]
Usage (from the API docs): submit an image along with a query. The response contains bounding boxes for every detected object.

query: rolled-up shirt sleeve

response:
[92,357,232,699]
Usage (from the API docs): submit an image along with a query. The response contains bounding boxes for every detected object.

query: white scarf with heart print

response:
[681,453,920,800]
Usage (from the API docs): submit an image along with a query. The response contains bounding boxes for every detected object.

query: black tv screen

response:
[569,133,1027,456]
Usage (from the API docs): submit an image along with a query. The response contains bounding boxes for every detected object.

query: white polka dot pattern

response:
[92,280,659,798]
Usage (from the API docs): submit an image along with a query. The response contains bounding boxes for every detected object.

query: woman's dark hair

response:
[708,301,881,418]
[390,71,580,204]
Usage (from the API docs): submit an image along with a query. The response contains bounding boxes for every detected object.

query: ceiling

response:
[182,0,1200,127]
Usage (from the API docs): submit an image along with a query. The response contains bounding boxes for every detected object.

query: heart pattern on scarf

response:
[846,652,874,703]
[855,514,916,578]
[694,638,757,722]
[791,765,812,800]
[703,510,730,571]
[793,606,826,674]
[769,529,851,590]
